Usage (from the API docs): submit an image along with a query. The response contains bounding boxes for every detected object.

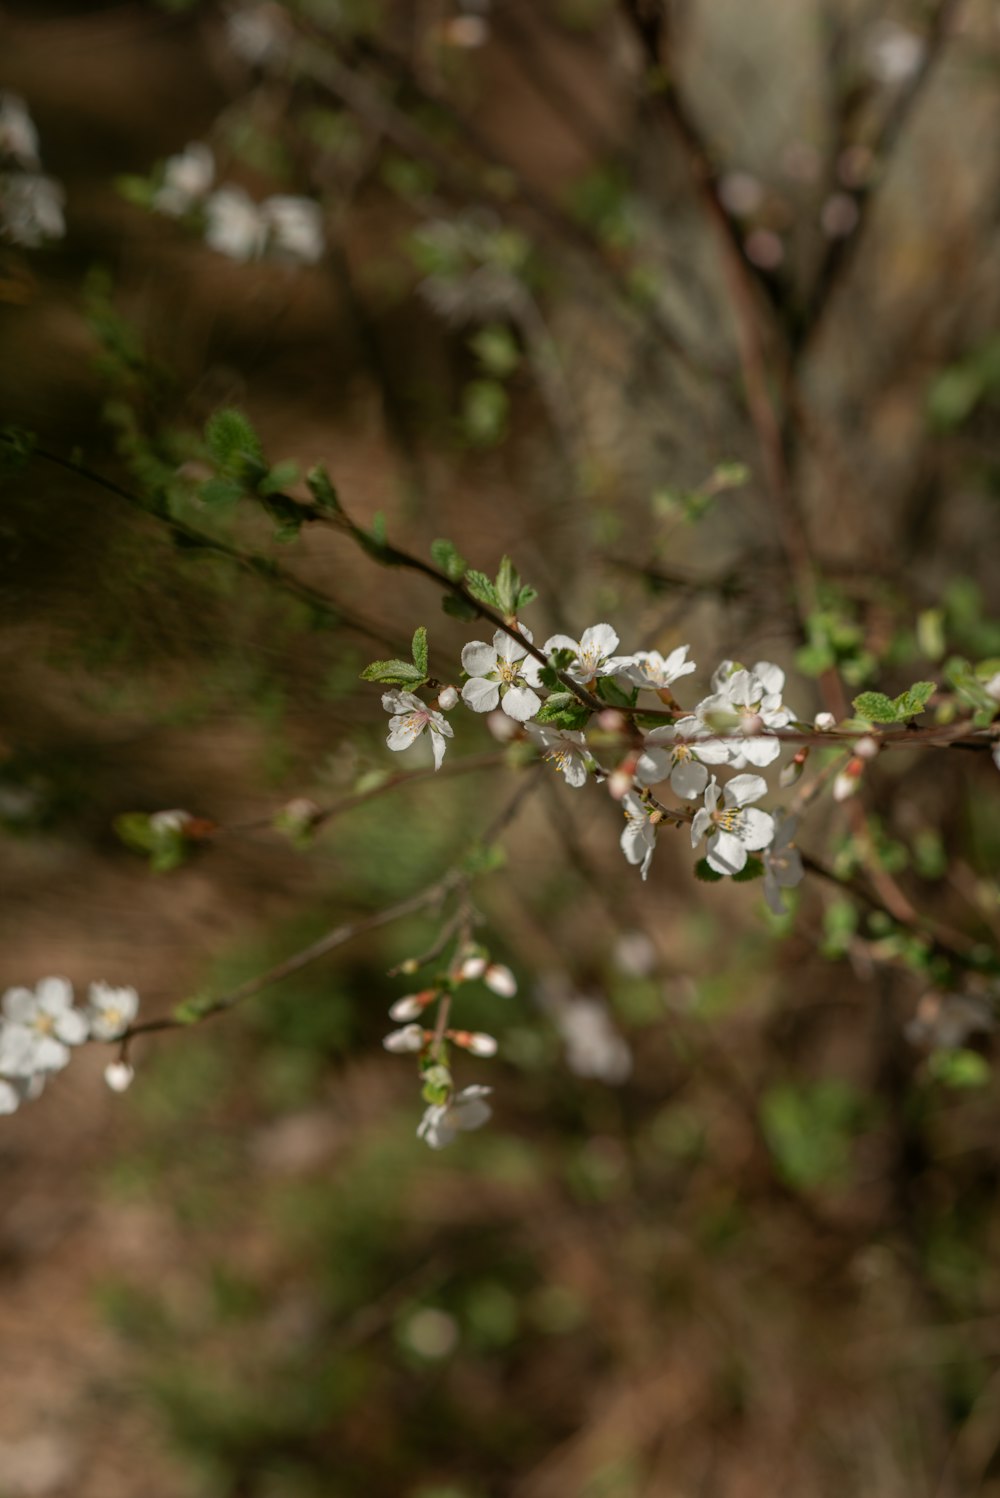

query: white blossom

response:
[417,1084,492,1149]
[154,142,215,216]
[865,20,925,85]
[464,1032,498,1057]
[261,195,325,265]
[204,186,266,261]
[437,685,459,710]
[620,791,657,880]
[635,717,732,801]
[0,173,64,246]
[906,992,995,1051]
[382,689,453,769]
[557,999,632,1084]
[0,977,88,1076]
[543,623,620,683]
[86,982,139,1041]
[614,645,697,693]
[526,723,590,788]
[458,951,488,981]
[383,1024,425,1053]
[696,661,792,768]
[226,2,291,66]
[461,628,543,722]
[0,94,40,167]
[691,774,774,876]
[762,812,804,915]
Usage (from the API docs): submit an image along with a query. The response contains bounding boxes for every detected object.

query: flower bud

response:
[833,757,864,802]
[985,672,1000,705]
[458,949,488,981]
[437,685,459,711]
[597,709,627,734]
[383,1024,426,1053]
[854,734,880,761]
[389,991,433,1022]
[779,748,808,788]
[450,1030,498,1057]
[484,963,517,998]
[150,808,193,834]
[608,751,638,802]
[104,1061,135,1093]
[813,712,836,731]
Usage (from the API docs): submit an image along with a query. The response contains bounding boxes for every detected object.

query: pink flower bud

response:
[833,757,864,802]
[389,991,433,1022]
[597,709,627,734]
[779,749,808,788]
[437,686,459,711]
[484,963,517,998]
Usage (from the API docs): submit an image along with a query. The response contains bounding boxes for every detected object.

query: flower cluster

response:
[152,143,324,266]
[0,93,65,248]
[381,946,516,1149]
[0,977,139,1112]
[378,614,805,896]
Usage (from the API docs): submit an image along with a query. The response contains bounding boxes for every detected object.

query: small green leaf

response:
[494,555,519,615]
[694,859,724,883]
[732,856,765,883]
[431,538,468,580]
[892,680,936,719]
[172,992,218,1026]
[205,408,267,489]
[360,659,427,686]
[515,584,538,610]
[258,459,300,496]
[852,691,898,724]
[411,626,429,676]
[535,693,591,730]
[596,676,635,709]
[198,477,245,508]
[465,570,500,608]
[927,1049,991,1090]
[306,465,342,515]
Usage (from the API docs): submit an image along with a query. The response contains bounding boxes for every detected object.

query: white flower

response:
[261,195,325,265]
[104,1061,135,1093]
[458,951,488,981]
[0,1074,44,1115]
[0,94,40,167]
[906,992,995,1051]
[614,645,697,693]
[865,20,925,85]
[762,812,804,915]
[691,774,774,876]
[0,977,88,1076]
[557,999,632,1084]
[86,982,139,1041]
[696,661,792,768]
[635,717,733,800]
[154,142,214,216]
[526,723,589,788]
[226,2,290,65]
[204,186,266,261]
[1,173,64,246]
[383,1024,425,1053]
[620,791,657,880]
[389,991,432,1022]
[465,1032,498,1057]
[461,628,543,722]
[543,624,620,684]
[382,689,453,769]
[484,963,517,998]
[417,1084,492,1149]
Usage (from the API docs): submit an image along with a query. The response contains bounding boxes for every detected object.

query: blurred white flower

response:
[484,963,516,998]
[383,1024,426,1053]
[205,186,266,261]
[557,998,632,1084]
[0,173,65,246]
[104,1060,135,1093]
[154,142,214,216]
[718,171,763,217]
[865,20,925,85]
[906,991,995,1051]
[262,194,325,265]
[0,93,40,166]
[417,1084,492,1148]
[382,689,453,770]
[226,2,291,66]
[620,791,657,880]
[86,981,139,1041]
[762,812,804,915]
[0,977,88,1076]
[612,930,657,978]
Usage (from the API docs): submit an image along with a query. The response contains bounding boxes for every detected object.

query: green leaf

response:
[205,408,267,488]
[258,459,300,496]
[431,538,467,580]
[370,511,387,546]
[534,693,591,730]
[596,676,635,709]
[945,657,999,718]
[515,584,538,610]
[494,556,519,615]
[927,1049,991,1090]
[852,691,899,724]
[114,812,158,854]
[198,477,245,508]
[360,659,427,686]
[172,992,218,1026]
[732,856,764,883]
[442,592,478,621]
[462,379,508,446]
[411,626,429,676]
[694,859,724,883]
[306,465,342,515]
[892,680,936,719]
[465,570,500,608]
[469,323,521,378]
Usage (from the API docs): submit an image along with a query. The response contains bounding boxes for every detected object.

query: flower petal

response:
[494,630,527,664]
[462,677,500,713]
[670,758,708,800]
[431,728,448,770]
[707,831,747,875]
[737,735,781,767]
[739,808,775,851]
[461,640,496,677]
[580,623,619,658]
[724,773,768,808]
[501,685,541,722]
[36,977,74,1014]
[635,748,672,787]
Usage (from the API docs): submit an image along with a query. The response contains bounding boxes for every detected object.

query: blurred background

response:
[2,1,1000,1494]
